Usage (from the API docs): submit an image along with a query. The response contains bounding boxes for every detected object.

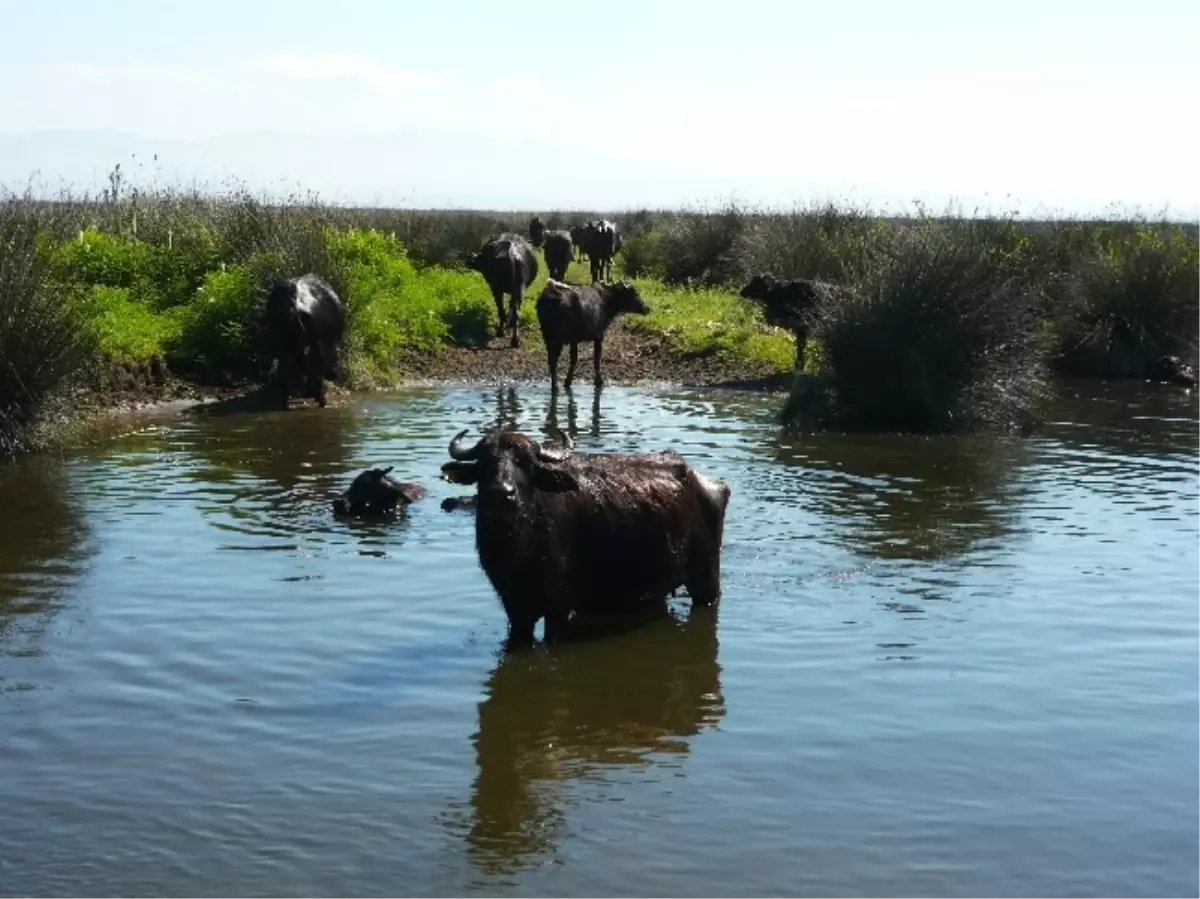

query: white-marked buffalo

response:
[265,273,346,409]
[440,428,732,647]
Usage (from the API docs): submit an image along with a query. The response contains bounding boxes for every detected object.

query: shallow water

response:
[0,379,1196,897]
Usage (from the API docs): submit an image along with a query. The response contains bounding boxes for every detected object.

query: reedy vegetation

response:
[0,173,1195,453]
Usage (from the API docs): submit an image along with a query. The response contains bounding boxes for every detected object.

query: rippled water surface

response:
[1,380,1196,897]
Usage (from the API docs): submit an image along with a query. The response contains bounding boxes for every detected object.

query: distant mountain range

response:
[0,128,767,211]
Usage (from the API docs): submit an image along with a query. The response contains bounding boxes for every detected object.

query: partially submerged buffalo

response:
[1147,354,1197,387]
[537,279,649,389]
[332,467,428,517]
[467,233,539,347]
[740,274,839,369]
[579,220,623,283]
[440,428,732,647]
[266,273,346,409]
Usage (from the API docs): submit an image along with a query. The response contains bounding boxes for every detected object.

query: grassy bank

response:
[1,175,1195,453]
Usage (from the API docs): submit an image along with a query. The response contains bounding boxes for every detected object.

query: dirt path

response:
[399,319,792,391]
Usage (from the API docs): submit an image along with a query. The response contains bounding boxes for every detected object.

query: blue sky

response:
[1,0,1197,215]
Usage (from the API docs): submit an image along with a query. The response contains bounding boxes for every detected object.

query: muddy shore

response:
[9,322,793,460]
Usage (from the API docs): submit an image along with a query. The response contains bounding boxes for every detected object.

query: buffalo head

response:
[441,428,578,503]
[605,281,650,316]
[739,273,779,301]
[332,466,428,517]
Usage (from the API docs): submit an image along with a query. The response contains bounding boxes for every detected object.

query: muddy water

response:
[0,380,1196,897]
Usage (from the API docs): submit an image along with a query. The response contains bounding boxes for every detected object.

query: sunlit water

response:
[1,380,1196,897]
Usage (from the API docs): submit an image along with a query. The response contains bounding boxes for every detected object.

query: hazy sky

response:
[1,0,1197,215]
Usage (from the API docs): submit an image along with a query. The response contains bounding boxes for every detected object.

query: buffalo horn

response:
[448,429,482,461]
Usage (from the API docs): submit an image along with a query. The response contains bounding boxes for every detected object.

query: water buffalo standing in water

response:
[332,467,428,517]
[467,233,539,348]
[440,428,733,647]
[579,220,623,283]
[740,274,842,370]
[441,495,477,513]
[537,279,649,389]
[266,273,346,409]
[1147,354,1197,387]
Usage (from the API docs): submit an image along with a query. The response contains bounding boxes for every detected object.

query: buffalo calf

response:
[440,428,732,646]
[740,274,841,370]
[537,280,649,389]
[468,233,539,347]
[333,467,428,517]
[266,273,346,409]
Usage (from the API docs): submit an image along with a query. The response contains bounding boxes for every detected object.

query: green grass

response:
[3,172,1197,456]
[622,278,796,372]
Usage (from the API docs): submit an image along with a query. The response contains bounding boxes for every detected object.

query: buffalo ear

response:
[441,461,479,485]
[530,463,579,493]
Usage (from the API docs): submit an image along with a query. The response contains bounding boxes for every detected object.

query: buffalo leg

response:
[686,557,721,607]
[308,342,328,407]
[492,288,506,338]
[546,340,563,390]
[543,606,570,645]
[795,330,809,371]
[593,337,604,387]
[564,342,579,388]
[508,284,523,348]
[505,615,537,650]
[276,353,295,410]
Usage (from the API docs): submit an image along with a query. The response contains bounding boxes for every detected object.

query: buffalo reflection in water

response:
[453,606,725,876]
[775,432,1029,562]
[0,458,94,669]
[544,384,603,441]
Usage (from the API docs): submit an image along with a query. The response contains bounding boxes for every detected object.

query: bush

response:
[733,202,883,284]
[788,220,1048,433]
[0,202,96,455]
[167,265,267,383]
[86,285,180,364]
[654,204,746,287]
[1054,224,1199,377]
[623,278,796,372]
[618,228,664,279]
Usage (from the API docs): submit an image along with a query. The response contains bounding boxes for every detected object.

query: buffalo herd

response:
[329,423,733,648]
[261,213,1191,647]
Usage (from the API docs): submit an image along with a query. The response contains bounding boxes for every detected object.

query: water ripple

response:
[0,380,1195,896]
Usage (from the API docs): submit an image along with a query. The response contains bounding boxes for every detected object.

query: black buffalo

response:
[467,233,539,347]
[1147,354,1197,387]
[537,279,649,389]
[528,215,546,247]
[569,225,588,262]
[441,495,477,513]
[528,216,573,281]
[740,274,840,370]
[579,220,623,283]
[265,273,346,409]
[440,428,733,647]
[542,231,574,281]
[332,467,428,517]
